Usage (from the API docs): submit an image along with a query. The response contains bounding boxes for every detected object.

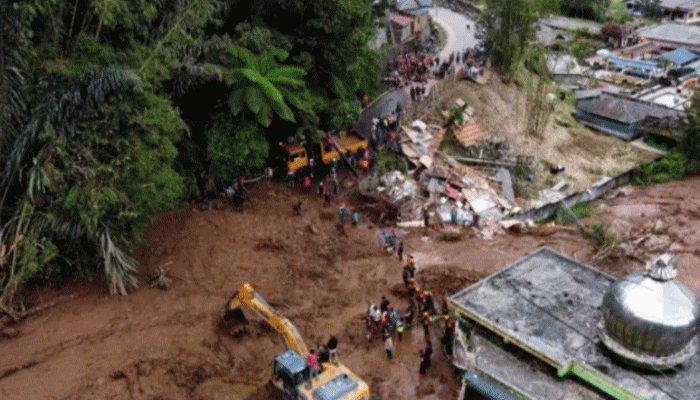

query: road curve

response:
[429,7,479,61]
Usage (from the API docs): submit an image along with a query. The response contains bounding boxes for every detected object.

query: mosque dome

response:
[599,254,700,369]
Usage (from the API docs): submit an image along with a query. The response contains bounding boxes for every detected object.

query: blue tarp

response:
[659,48,698,66]
[608,56,658,76]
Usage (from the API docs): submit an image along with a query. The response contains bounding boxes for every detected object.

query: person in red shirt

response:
[306,349,318,388]
[307,349,319,384]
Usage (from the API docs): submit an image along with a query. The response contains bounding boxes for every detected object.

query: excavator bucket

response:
[221,307,248,336]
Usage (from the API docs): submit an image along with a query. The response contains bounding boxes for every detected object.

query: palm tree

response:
[0,68,141,306]
[225,46,309,127]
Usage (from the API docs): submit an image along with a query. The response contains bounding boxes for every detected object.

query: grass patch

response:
[375,149,409,172]
[582,222,619,250]
[427,18,447,58]
[555,118,573,127]
[555,201,594,225]
[631,152,690,185]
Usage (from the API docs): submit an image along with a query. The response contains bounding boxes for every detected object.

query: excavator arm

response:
[223,283,309,358]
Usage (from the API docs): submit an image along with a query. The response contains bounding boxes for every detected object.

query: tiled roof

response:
[576,93,678,124]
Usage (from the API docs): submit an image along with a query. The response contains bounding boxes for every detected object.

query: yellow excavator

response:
[222,283,370,400]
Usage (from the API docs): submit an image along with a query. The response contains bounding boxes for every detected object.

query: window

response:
[289,151,304,162]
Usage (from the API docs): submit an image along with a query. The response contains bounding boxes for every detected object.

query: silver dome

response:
[600,254,700,368]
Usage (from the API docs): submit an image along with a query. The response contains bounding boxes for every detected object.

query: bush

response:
[632,153,690,185]
[584,222,619,249]
[375,149,408,172]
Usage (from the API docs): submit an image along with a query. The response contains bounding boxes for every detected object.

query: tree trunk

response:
[68,0,79,41]
[95,16,103,39]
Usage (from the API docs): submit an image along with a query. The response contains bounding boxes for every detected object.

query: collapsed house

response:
[361,98,519,230]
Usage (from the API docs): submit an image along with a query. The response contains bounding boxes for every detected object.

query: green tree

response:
[639,0,664,19]
[226,0,381,130]
[677,93,700,171]
[483,0,537,76]
[559,0,611,20]
[226,46,308,128]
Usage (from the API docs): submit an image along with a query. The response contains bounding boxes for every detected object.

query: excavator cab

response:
[272,350,310,399]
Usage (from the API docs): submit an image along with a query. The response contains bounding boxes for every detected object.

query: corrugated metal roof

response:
[639,23,700,47]
[396,0,420,10]
[576,93,678,124]
[608,56,658,73]
[659,0,700,10]
[659,48,698,65]
[402,7,430,15]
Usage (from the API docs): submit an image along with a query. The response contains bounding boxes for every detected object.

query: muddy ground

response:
[0,176,699,400]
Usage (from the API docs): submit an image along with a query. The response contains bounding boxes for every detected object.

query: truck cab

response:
[282,143,310,174]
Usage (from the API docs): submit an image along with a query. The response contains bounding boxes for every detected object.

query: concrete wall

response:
[512,170,635,222]
[412,13,429,34]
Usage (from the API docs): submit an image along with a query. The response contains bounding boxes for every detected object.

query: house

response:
[637,23,700,53]
[575,92,679,140]
[607,55,659,78]
[659,0,700,23]
[626,0,700,23]
[389,12,414,42]
[395,0,432,35]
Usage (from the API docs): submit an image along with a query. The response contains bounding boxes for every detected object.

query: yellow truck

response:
[281,131,369,177]
[222,283,370,400]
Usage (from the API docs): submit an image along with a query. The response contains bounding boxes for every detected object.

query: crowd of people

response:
[364,243,457,375]
[382,43,489,90]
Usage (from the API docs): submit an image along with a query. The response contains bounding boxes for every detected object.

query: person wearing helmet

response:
[422,311,431,339]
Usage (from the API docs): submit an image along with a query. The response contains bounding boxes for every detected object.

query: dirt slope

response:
[0,176,699,400]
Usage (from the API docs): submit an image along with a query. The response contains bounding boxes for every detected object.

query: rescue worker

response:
[407,278,417,298]
[442,316,455,361]
[419,340,432,374]
[402,265,412,287]
[424,291,436,315]
[396,318,406,340]
[338,203,348,224]
[422,311,431,340]
[351,209,360,226]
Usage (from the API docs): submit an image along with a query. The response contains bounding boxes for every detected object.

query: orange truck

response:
[281,131,369,177]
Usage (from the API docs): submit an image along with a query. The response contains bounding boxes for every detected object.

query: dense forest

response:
[0,0,382,305]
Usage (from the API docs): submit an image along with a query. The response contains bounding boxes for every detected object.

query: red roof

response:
[390,12,413,27]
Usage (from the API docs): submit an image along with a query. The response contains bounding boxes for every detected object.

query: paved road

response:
[354,8,478,141]
[429,7,479,61]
